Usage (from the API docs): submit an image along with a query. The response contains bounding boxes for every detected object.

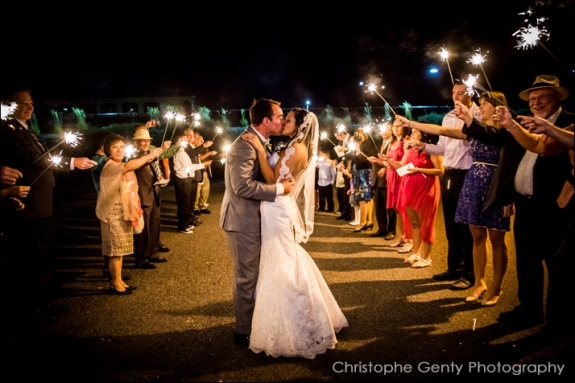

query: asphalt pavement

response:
[2,178,572,382]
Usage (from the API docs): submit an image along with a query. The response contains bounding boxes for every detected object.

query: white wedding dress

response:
[249,146,349,359]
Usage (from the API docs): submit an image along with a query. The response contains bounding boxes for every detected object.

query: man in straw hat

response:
[132,123,179,269]
[481,74,574,332]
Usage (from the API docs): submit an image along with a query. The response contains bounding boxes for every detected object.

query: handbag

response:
[134,213,145,234]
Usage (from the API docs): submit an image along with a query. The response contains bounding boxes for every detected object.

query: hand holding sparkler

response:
[1,165,23,185]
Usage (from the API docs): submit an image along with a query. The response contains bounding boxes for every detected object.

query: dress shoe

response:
[193,210,201,215]
[450,277,473,290]
[157,244,170,253]
[200,209,211,214]
[432,270,461,281]
[464,287,487,303]
[384,233,396,240]
[192,219,202,226]
[179,227,194,234]
[109,286,133,295]
[233,331,250,348]
[148,256,167,263]
[481,291,502,307]
[370,231,387,237]
[136,262,156,269]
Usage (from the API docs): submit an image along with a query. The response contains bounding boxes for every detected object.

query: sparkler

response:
[24,131,82,170]
[29,152,63,186]
[124,144,136,160]
[365,83,397,117]
[439,47,454,86]
[467,48,492,91]
[212,126,223,141]
[513,8,572,78]
[336,123,347,134]
[463,74,519,116]
[361,123,378,148]
[320,131,336,146]
[347,142,368,159]
[220,144,230,164]
[1,102,17,120]
[161,111,175,143]
[169,113,186,141]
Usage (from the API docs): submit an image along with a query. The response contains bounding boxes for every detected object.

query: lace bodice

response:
[277,146,296,183]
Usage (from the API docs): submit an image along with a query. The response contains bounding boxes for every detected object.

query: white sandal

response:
[404,254,421,264]
[398,243,414,253]
[411,258,432,268]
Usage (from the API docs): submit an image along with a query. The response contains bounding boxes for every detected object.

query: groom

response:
[220,98,294,347]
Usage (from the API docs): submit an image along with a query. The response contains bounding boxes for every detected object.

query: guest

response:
[396,91,512,305]
[334,128,353,220]
[381,122,409,250]
[132,124,178,269]
[367,123,396,238]
[172,133,200,234]
[96,133,162,294]
[0,88,96,325]
[193,131,217,215]
[415,80,479,291]
[384,129,442,268]
[495,97,574,337]
[316,149,336,212]
[350,127,377,232]
[468,75,574,328]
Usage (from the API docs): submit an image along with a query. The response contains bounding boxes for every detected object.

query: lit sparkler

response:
[462,74,480,97]
[25,131,82,170]
[467,48,492,91]
[362,123,378,148]
[320,131,336,146]
[212,126,223,141]
[220,144,230,164]
[347,142,368,159]
[29,152,63,186]
[365,83,397,117]
[169,113,187,141]
[1,102,17,120]
[161,111,176,143]
[125,144,136,160]
[336,123,347,134]
[513,8,572,78]
[439,47,454,86]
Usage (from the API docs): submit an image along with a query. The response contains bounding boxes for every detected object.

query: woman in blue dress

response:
[395,92,512,307]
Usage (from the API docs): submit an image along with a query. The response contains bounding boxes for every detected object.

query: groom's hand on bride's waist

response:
[280,179,295,195]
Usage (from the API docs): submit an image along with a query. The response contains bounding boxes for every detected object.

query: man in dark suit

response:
[219,98,293,347]
[466,75,575,329]
[0,88,96,326]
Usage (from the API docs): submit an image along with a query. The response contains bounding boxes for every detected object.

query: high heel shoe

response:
[352,224,370,232]
[482,291,502,307]
[109,285,133,295]
[465,287,487,303]
[365,223,374,230]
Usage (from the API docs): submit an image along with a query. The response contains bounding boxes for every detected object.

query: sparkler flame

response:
[365,82,397,117]
[439,47,454,85]
[336,123,347,134]
[467,48,492,91]
[462,74,480,97]
[64,131,81,147]
[513,8,549,50]
[1,102,17,120]
[29,151,64,186]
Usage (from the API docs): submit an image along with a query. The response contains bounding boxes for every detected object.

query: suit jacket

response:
[0,118,71,218]
[219,126,277,233]
[462,110,575,209]
[372,139,391,188]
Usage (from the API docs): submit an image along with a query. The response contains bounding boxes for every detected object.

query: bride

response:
[242,107,348,359]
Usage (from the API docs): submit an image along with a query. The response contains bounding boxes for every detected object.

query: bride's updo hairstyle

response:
[287,107,318,166]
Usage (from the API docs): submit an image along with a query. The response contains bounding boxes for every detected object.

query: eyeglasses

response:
[528,94,554,103]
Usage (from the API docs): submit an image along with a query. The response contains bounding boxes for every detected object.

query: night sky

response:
[2,1,573,113]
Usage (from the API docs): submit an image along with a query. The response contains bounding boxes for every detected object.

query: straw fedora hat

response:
[519,74,569,101]
[133,127,152,140]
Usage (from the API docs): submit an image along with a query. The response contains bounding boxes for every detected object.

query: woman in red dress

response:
[385,128,443,268]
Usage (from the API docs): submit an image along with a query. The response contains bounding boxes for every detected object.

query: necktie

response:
[27,128,46,152]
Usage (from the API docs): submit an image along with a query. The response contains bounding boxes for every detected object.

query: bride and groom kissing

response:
[219,98,348,359]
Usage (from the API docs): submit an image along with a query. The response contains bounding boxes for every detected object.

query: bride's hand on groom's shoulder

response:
[242,133,264,151]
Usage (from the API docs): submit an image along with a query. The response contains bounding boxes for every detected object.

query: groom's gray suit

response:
[220,126,278,335]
